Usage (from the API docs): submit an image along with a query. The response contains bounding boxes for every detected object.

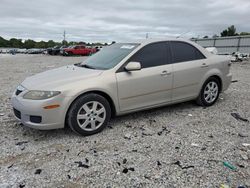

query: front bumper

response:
[11,92,71,130]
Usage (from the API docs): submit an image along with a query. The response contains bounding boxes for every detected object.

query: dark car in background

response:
[47,46,67,55]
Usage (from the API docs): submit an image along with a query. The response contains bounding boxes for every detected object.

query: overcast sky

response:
[0,0,250,43]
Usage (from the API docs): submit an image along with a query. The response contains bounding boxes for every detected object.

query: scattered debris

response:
[237,162,245,168]
[34,169,42,175]
[173,161,194,169]
[157,126,170,136]
[220,184,230,188]
[124,133,132,140]
[75,161,89,168]
[238,133,248,138]
[128,167,135,171]
[231,80,238,83]
[223,161,237,171]
[122,167,134,173]
[240,153,248,160]
[15,141,29,146]
[191,143,199,147]
[7,164,14,169]
[208,134,214,138]
[201,147,206,151]
[85,158,89,163]
[74,161,89,168]
[242,143,250,147]
[231,112,249,122]
[19,183,25,188]
[141,127,154,136]
[122,168,128,174]
[157,161,162,166]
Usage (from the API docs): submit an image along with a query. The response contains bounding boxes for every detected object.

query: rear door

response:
[116,42,173,112]
[170,41,208,101]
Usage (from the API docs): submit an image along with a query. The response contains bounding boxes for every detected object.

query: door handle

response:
[201,63,209,68]
[161,70,171,76]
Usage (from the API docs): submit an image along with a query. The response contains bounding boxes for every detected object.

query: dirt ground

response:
[0,54,249,188]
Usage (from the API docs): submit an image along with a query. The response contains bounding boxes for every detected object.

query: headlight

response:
[23,90,61,100]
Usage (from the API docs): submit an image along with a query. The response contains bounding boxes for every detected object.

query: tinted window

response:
[171,41,205,63]
[129,42,170,68]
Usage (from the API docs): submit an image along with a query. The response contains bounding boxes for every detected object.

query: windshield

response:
[80,43,139,70]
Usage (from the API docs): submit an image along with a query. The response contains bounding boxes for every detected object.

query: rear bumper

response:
[222,73,232,92]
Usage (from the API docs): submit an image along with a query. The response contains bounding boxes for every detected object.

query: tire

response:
[67,93,111,136]
[67,52,73,56]
[196,77,220,106]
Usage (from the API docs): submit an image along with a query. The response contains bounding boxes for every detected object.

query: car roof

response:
[124,38,213,57]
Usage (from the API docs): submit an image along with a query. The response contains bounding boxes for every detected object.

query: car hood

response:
[21,65,103,90]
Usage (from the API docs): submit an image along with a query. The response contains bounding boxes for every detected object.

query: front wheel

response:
[67,93,111,136]
[196,77,220,106]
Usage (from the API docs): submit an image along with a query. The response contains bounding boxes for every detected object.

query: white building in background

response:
[191,35,250,54]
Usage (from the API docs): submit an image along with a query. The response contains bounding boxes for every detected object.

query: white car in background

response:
[12,39,232,136]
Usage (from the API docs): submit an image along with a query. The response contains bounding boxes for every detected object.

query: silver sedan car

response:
[11,39,232,136]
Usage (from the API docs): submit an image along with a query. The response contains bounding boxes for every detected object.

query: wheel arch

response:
[65,90,117,126]
[200,69,223,93]
[209,75,222,92]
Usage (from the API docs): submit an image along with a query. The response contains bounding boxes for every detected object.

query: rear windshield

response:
[81,43,139,70]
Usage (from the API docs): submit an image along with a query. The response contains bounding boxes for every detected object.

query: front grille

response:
[13,108,21,119]
[15,89,22,96]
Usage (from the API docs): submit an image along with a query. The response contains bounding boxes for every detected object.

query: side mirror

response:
[125,62,141,71]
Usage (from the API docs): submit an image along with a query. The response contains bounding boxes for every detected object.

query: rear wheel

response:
[67,93,111,136]
[196,77,220,106]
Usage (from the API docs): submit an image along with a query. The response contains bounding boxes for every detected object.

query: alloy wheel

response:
[77,101,106,131]
[203,81,219,104]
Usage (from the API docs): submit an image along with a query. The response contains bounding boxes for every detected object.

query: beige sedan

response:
[11,39,232,136]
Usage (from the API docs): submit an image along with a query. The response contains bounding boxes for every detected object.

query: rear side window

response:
[170,41,205,63]
[129,42,170,68]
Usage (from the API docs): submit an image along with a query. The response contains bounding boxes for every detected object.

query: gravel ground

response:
[0,54,249,188]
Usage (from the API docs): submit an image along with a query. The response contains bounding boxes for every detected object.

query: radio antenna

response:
[176,30,190,38]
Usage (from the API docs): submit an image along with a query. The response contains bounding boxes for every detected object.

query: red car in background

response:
[62,45,97,56]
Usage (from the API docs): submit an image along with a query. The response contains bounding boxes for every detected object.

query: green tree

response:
[0,36,10,47]
[47,40,56,48]
[9,38,23,48]
[62,40,68,46]
[221,25,238,37]
[35,41,47,48]
[23,39,36,49]
[239,32,250,36]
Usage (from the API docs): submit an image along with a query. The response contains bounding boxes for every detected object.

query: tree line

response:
[202,25,250,39]
[0,36,107,49]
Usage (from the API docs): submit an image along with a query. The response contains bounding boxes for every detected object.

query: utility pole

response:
[63,30,66,45]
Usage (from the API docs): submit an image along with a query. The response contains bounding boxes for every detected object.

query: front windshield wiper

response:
[74,63,96,69]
